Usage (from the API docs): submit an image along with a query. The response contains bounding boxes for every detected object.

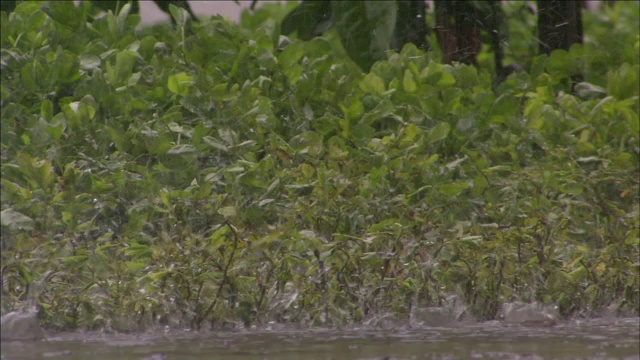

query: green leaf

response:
[210,83,238,102]
[167,72,194,96]
[89,0,138,15]
[332,1,397,71]
[79,95,98,121]
[210,225,230,249]
[436,71,455,87]
[126,262,146,271]
[41,1,85,30]
[167,3,190,27]
[46,48,80,87]
[281,0,331,41]
[423,154,439,167]
[403,69,417,93]
[574,82,607,100]
[107,51,136,87]
[312,116,338,135]
[279,42,305,84]
[1,208,35,231]
[421,62,455,88]
[13,1,41,17]
[257,48,277,70]
[38,113,66,140]
[124,243,151,259]
[360,73,386,95]
[547,49,569,77]
[61,255,89,265]
[407,185,432,202]
[203,136,228,151]
[351,123,375,143]
[167,144,197,155]
[426,122,450,144]
[439,181,469,197]
[218,206,237,219]
[40,100,53,121]
[80,54,102,72]
[607,63,639,99]
[21,60,45,92]
[340,101,364,121]
[460,236,481,249]
[279,42,304,69]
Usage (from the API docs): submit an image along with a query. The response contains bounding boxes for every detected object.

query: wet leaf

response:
[0,209,34,231]
[427,122,450,144]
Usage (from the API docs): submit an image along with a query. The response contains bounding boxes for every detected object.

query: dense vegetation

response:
[1,1,638,332]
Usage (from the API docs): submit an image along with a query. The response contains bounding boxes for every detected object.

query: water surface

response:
[1,318,638,360]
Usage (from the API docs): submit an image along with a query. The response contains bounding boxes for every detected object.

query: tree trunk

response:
[537,0,584,55]
[434,0,501,68]
[393,0,430,51]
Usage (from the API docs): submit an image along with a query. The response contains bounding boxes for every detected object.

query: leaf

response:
[574,81,607,100]
[435,71,456,87]
[547,49,569,77]
[300,163,316,178]
[210,83,238,102]
[439,181,469,197]
[460,236,481,249]
[257,48,277,70]
[281,0,332,41]
[279,42,305,84]
[126,262,146,271]
[258,198,275,207]
[210,225,230,249]
[407,185,432,202]
[312,116,338,135]
[167,144,196,155]
[351,124,374,143]
[62,255,89,265]
[607,63,639,100]
[41,1,84,31]
[331,1,397,71]
[167,72,194,96]
[40,100,54,121]
[21,60,45,93]
[167,3,191,27]
[340,101,364,122]
[403,70,417,93]
[360,73,386,95]
[421,62,455,88]
[46,48,80,87]
[285,184,315,195]
[423,154,439,167]
[279,42,304,69]
[203,136,228,151]
[426,122,450,144]
[124,243,151,259]
[111,50,137,87]
[1,208,35,231]
[38,112,66,140]
[218,206,237,219]
[78,95,98,121]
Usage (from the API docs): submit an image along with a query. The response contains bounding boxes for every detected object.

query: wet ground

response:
[1,318,638,360]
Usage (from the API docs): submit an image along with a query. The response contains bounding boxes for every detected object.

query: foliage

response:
[282,1,432,72]
[1,1,638,331]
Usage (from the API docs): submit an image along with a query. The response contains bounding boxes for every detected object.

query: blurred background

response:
[138,1,603,25]
[139,0,261,24]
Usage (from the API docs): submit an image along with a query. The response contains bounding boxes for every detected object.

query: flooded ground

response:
[1,318,638,360]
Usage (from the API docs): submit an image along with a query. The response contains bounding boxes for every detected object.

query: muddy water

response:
[1,318,638,360]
